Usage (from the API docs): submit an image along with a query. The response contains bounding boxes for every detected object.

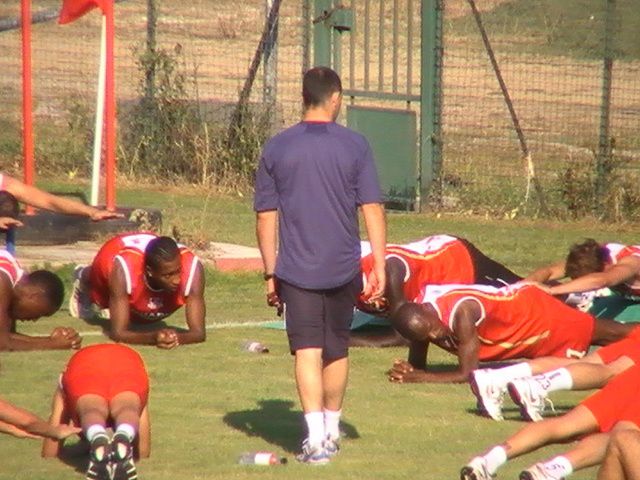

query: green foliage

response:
[119,44,269,190]
[558,149,640,220]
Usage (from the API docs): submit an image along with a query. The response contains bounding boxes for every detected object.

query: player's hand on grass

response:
[156,329,179,349]
[50,327,82,349]
[388,359,424,383]
[0,217,23,230]
[89,208,125,222]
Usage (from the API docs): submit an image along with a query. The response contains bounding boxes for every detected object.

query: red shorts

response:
[595,327,640,365]
[61,344,149,415]
[89,236,125,307]
[582,364,640,432]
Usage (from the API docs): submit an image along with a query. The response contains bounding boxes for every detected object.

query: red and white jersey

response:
[419,282,594,361]
[89,233,200,323]
[0,249,24,286]
[605,243,640,295]
[360,235,474,304]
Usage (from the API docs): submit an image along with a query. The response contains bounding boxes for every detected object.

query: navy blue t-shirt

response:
[254,121,382,290]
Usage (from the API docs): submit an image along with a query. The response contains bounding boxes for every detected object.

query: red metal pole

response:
[21,0,35,215]
[104,1,116,210]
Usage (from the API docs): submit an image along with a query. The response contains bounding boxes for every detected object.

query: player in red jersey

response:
[468,325,640,422]
[528,238,640,298]
[0,247,80,351]
[359,235,521,311]
[69,233,206,348]
[42,343,150,480]
[351,235,522,347]
[387,283,636,385]
[461,364,640,480]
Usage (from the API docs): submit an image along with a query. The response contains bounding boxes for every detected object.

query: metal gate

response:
[310,0,441,210]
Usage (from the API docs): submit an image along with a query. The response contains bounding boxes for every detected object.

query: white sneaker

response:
[519,463,565,480]
[507,377,552,422]
[68,265,94,320]
[324,434,340,457]
[295,438,330,465]
[460,456,495,480]
[469,369,505,421]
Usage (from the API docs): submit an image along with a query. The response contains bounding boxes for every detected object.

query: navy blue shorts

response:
[279,275,362,362]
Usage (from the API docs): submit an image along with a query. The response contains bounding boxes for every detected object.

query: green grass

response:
[3,180,640,479]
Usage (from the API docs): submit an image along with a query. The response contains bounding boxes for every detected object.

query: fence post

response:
[145,0,157,102]
[263,0,279,130]
[419,0,442,211]
[313,0,333,67]
[595,0,615,215]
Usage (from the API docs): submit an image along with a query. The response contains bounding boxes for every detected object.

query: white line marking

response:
[75,320,281,337]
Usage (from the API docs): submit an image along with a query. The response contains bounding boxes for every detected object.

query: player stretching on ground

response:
[461,364,640,480]
[469,325,640,422]
[387,283,637,394]
[69,233,206,348]
[0,248,80,351]
[528,238,640,299]
[352,235,522,347]
[42,343,150,480]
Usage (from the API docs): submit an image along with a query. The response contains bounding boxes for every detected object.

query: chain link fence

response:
[0,0,639,218]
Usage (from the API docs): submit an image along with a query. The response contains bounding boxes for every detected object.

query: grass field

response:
[1,181,639,479]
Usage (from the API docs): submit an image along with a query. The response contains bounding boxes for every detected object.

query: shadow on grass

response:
[56,439,90,475]
[465,404,574,420]
[223,399,360,453]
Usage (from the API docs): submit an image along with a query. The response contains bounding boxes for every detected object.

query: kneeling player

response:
[387,283,637,389]
[70,233,206,348]
[461,364,640,480]
[42,343,150,480]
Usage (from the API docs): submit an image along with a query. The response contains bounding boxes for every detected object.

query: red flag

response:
[58,0,110,24]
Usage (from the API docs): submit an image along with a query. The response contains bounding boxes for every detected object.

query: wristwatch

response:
[263,273,275,281]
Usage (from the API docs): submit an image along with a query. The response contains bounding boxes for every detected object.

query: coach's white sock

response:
[85,424,107,442]
[536,368,573,393]
[304,412,325,447]
[493,363,533,389]
[484,445,507,474]
[323,408,341,440]
[116,423,136,441]
[540,455,573,477]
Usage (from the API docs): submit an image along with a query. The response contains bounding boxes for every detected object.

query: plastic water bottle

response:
[242,340,270,353]
[237,452,287,465]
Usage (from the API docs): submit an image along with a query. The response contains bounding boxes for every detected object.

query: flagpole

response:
[21,0,35,215]
[90,15,107,207]
[104,0,116,211]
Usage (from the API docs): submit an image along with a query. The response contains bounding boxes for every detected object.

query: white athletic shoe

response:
[460,456,495,480]
[69,265,94,320]
[507,377,552,422]
[469,369,505,421]
[519,463,565,480]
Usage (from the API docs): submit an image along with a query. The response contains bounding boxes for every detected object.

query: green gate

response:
[310,0,442,210]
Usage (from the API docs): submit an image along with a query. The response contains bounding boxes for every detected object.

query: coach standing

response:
[254,66,386,464]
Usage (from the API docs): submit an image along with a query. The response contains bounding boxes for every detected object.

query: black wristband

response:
[263,273,275,281]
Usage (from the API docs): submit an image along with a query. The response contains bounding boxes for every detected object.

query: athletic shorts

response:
[582,364,640,432]
[89,236,124,307]
[461,239,523,287]
[595,326,640,365]
[279,275,362,362]
[61,343,149,417]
